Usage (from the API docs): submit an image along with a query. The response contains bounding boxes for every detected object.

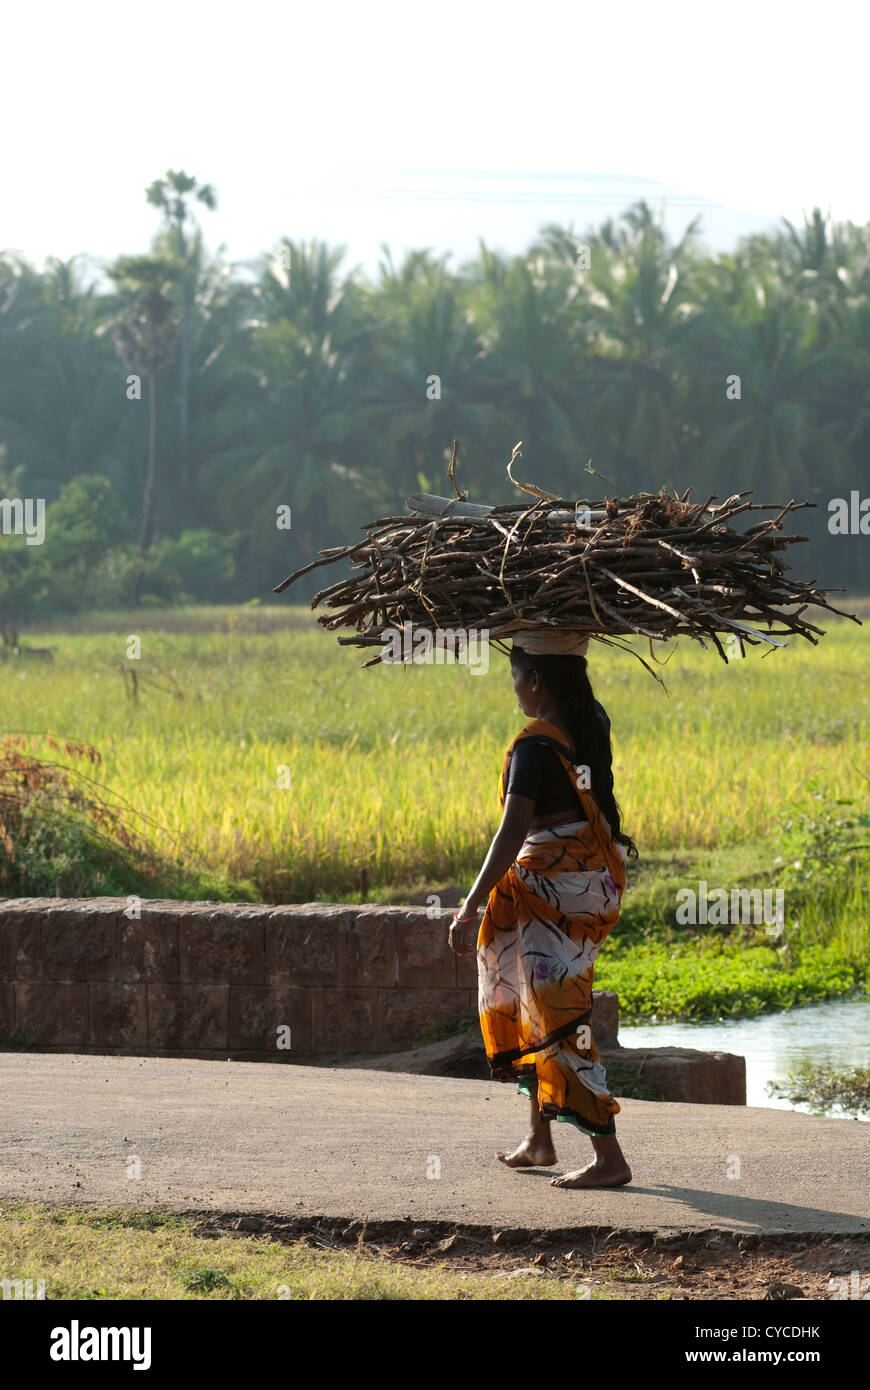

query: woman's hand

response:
[448,803,530,958]
[447,907,480,957]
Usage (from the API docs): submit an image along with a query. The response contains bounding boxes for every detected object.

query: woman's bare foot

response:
[496,1136,557,1168]
[550,1159,632,1188]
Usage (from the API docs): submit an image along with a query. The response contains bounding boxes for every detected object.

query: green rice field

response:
[2,603,868,1021]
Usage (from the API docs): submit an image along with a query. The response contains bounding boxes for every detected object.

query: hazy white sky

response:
[4,0,867,279]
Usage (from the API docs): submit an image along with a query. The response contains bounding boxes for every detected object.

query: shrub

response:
[0,733,165,896]
[152,529,238,603]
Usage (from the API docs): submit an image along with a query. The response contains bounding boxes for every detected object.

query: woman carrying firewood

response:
[447,629,637,1189]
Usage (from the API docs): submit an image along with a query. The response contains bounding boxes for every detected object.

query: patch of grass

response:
[766,1063,870,1118]
[55,1209,188,1233]
[608,1266,657,1283]
[182,1266,231,1292]
[0,1204,616,1300]
[414,1009,480,1046]
[596,936,864,1024]
[599,1059,664,1102]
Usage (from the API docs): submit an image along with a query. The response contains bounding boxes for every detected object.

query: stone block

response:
[0,903,45,980]
[311,988,381,1051]
[394,909,456,988]
[180,906,267,984]
[591,990,619,1047]
[266,906,353,987]
[89,983,148,1047]
[229,986,310,1053]
[380,988,470,1051]
[118,907,180,982]
[454,946,480,988]
[15,982,88,1046]
[347,911,397,987]
[41,901,117,981]
[146,984,229,1050]
[0,981,13,1035]
[602,1045,746,1105]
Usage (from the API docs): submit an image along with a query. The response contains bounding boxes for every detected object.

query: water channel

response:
[618,994,870,1120]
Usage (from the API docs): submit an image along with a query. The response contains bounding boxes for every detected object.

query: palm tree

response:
[462,241,588,496]
[681,262,847,498]
[360,246,498,498]
[108,255,178,563]
[170,246,257,530]
[565,202,703,491]
[742,207,854,349]
[145,170,216,464]
[0,255,125,497]
[201,238,384,592]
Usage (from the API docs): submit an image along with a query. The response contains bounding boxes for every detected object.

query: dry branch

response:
[274,445,861,668]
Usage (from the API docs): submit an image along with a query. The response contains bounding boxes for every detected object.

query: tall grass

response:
[1,610,867,927]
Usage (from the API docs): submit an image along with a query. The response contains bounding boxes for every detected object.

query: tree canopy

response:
[1,184,867,621]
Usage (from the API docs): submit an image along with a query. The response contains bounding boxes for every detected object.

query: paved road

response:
[1,1053,867,1235]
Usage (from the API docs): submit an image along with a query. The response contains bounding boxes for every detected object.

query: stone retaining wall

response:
[0,897,618,1060]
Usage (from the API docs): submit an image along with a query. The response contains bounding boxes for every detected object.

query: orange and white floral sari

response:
[476,718,627,1137]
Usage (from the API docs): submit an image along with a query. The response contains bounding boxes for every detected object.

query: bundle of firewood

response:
[274,446,859,668]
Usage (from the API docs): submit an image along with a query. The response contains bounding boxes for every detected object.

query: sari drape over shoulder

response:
[476,718,627,1138]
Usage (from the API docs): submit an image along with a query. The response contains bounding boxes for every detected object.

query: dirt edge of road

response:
[187,1211,870,1301]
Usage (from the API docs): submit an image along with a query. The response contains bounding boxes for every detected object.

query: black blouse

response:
[505,702,611,816]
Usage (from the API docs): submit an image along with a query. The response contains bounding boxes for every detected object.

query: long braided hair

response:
[510,646,638,860]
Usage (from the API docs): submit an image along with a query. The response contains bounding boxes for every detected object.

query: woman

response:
[447,630,638,1189]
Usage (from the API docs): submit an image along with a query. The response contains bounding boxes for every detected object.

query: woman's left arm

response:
[449,795,535,953]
